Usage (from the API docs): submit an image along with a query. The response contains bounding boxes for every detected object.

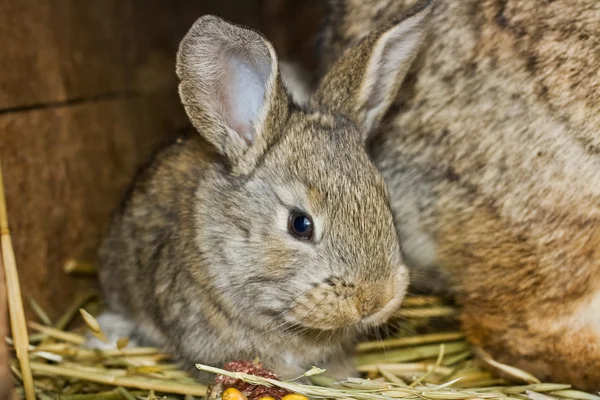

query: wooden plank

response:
[0,1,65,109]
[0,94,187,319]
[0,0,261,110]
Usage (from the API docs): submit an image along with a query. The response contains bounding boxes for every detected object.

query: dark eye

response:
[288,211,314,240]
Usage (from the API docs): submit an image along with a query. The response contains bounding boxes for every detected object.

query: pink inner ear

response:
[219,55,271,145]
[230,122,253,145]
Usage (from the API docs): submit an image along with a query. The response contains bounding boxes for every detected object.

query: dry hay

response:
[2,159,600,400]
[5,292,600,400]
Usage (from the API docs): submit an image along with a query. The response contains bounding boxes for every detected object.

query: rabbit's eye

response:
[288,211,314,241]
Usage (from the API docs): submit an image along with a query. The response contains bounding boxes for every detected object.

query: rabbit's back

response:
[368,0,600,388]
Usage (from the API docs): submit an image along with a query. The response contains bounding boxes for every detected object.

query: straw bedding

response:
[2,162,600,400]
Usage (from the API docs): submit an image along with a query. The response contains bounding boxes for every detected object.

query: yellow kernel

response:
[281,395,309,400]
[257,397,276,400]
[223,388,248,400]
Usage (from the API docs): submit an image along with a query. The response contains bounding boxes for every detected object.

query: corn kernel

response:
[281,394,309,400]
[223,388,248,400]
[257,397,276,400]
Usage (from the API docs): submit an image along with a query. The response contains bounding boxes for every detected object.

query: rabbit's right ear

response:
[176,16,288,173]
[312,0,433,142]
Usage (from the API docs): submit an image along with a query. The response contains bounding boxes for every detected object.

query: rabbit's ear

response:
[312,0,432,141]
[176,16,288,170]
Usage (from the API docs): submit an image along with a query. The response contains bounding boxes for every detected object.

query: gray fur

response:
[98,12,431,381]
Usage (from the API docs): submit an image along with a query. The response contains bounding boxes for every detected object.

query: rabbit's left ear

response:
[176,16,289,172]
[312,0,433,141]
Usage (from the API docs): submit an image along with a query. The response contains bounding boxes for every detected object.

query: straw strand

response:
[0,158,35,400]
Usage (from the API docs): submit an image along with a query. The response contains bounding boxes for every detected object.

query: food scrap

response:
[208,360,293,400]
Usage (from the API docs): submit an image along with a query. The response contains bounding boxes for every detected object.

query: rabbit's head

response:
[176,9,430,333]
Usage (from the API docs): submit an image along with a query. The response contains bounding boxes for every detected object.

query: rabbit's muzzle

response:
[286,274,405,330]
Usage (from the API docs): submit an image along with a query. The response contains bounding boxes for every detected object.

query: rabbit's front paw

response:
[84,311,139,350]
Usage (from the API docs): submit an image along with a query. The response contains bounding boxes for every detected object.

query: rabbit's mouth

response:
[284,275,407,331]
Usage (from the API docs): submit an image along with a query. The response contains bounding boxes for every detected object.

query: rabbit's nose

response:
[355,289,387,317]
[356,281,403,325]
[353,283,384,313]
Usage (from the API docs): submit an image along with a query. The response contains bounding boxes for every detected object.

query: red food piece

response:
[212,360,292,400]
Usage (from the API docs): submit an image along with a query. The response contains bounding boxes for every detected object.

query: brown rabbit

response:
[317,0,600,390]
[94,7,433,381]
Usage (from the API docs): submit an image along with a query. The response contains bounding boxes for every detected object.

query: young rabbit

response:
[318,0,600,390]
[95,6,433,381]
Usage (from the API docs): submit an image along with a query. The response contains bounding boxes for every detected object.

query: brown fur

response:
[318,0,600,390]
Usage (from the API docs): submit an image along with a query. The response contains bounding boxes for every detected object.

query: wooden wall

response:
[0,0,322,321]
